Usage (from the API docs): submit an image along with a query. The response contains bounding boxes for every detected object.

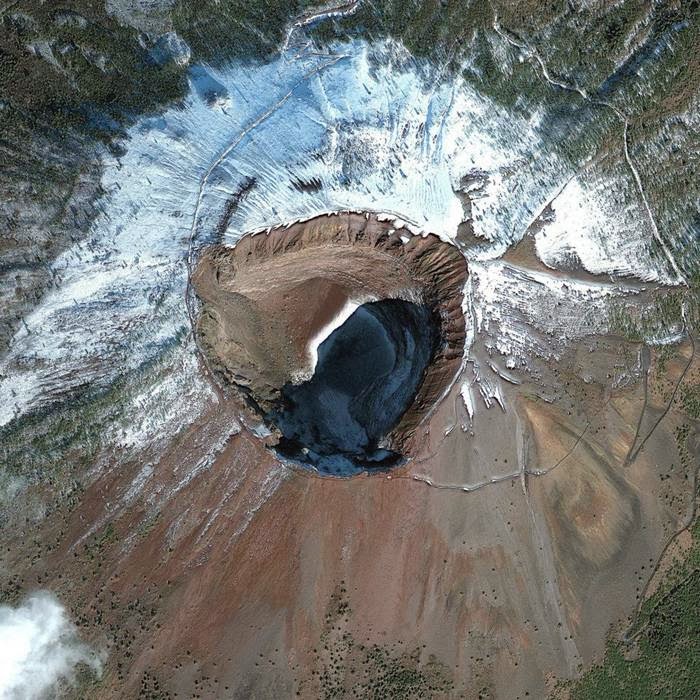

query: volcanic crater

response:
[192,212,468,474]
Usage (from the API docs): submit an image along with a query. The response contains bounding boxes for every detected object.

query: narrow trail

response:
[623,410,699,645]
[492,15,686,285]
[395,417,593,495]
[628,327,695,464]
[624,345,651,466]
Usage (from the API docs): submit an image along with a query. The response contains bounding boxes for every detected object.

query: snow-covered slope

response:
[0,37,675,434]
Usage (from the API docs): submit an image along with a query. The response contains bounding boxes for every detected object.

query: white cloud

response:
[0,592,102,700]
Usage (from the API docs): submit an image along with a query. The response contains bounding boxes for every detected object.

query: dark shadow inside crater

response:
[267,299,439,477]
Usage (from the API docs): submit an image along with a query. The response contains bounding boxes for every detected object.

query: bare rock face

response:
[191,212,467,460]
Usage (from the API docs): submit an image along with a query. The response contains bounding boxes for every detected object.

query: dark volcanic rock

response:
[270,299,439,475]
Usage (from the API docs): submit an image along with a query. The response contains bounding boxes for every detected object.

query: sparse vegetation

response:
[608,290,689,343]
[297,584,455,699]
[681,384,700,420]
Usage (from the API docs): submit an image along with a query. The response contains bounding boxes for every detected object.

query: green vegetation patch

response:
[1,1,187,136]
[566,520,700,699]
[681,384,700,420]
[172,0,318,65]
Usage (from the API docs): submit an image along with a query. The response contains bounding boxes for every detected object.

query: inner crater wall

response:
[191,211,468,454]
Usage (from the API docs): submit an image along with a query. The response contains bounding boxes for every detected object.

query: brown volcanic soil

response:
[0,319,696,699]
[1,234,698,699]
[191,212,467,454]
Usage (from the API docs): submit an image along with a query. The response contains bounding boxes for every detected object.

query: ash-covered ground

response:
[1,1,699,699]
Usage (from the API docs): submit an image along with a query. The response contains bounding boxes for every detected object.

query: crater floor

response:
[271,298,438,475]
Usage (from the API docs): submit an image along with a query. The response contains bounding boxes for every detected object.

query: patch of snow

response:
[460,381,475,422]
[304,299,361,379]
[535,175,671,282]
